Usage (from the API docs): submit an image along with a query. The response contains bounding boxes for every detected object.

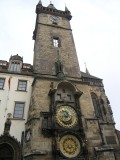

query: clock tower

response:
[33,1,81,78]
[24,1,120,160]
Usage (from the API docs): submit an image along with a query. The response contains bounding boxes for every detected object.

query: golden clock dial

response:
[60,135,81,158]
[56,105,78,128]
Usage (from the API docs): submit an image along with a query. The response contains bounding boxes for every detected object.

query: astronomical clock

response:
[41,81,88,159]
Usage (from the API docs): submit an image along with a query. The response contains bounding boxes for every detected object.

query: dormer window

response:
[10,62,20,72]
[0,61,7,66]
[8,54,23,72]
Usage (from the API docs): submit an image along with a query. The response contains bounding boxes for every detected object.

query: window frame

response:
[17,80,27,91]
[13,102,25,119]
[53,37,60,47]
[0,78,5,90]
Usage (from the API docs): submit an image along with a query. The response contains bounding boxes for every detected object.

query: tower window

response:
[13,102,25,119]
[0,78,5,89]
[53,37,59,47]
[17,80,27,91]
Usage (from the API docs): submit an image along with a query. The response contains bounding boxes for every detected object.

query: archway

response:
[0,143,13,160]
[0,135,21,160]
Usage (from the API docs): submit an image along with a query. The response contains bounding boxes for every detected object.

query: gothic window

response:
[13,102,25,119]
[10,62,20,72]
[17,80,27,91]
[91,93,102,117]
[0,78,5,89]
[53,37,60,47]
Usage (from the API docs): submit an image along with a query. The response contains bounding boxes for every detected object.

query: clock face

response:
[49,16,60,23]
[56,105,78,128]
[60,135,81,158]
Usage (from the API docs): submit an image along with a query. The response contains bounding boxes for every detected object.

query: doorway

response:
[0,143,13,160]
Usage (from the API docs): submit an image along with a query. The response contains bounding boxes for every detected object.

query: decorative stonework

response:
[0,134,22,160]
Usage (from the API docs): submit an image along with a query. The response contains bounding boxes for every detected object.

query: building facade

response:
[0,1,120,160]
[0,55,33,159]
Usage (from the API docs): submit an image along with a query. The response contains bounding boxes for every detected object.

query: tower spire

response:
[84,62,90,75]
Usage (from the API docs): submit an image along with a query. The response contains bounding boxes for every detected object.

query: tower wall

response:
[33,13,81,78]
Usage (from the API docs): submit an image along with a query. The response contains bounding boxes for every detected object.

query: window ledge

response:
[11,118,25,121]
[15,90,27,92]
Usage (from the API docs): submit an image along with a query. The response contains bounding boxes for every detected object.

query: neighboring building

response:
[0,1,120,160]
[0,54,33,159]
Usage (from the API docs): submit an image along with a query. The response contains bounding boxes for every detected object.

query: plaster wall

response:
[0,73,33,142]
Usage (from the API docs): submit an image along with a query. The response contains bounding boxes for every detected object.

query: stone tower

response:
[24,1,120,160]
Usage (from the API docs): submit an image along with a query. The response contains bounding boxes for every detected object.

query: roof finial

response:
[65,3,69,11]
[47,1,56,9]
[84,61,90,75]
[38,0,42,5]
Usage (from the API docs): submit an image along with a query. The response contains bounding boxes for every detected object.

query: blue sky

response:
[0,0,120,130]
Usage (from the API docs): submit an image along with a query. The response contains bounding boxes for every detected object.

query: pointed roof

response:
[65,4,69,12]
[9,54,23,62]
[47,1,56,9]
[38,0,42,5]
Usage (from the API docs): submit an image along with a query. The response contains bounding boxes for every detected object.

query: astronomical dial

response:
[60,134,81,158]
[56,105,78,128]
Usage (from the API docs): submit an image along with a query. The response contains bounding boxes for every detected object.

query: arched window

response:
[91,93,102,117]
